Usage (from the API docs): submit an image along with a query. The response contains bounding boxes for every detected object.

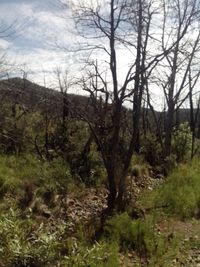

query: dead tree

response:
[65,0,161,211]
[158,0,200,157]
[188,67,200,158]
[61,0,200,210]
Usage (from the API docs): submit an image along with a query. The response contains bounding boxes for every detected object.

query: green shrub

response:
[80,142,106,187]
[0,155,73,201]
[141,133,162,166]
[104,212,133,249]
[0,155,40,197]
[163,154,178,175]
[142,159,200,219]
[0,207,67,267]
[104,212,179,264]
[172,123,192,162]
[131,164,149,179]
[63,240,119,267]
[157,160,200,218]
[129,154,150,178]
[104,213,158,254]
[37,157,72,196]
[0,206,119,267]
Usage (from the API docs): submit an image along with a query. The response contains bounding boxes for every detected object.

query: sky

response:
[0,0,80,88]
[0,0,145,97]
[0,0,194,110]
[0,2,141,79]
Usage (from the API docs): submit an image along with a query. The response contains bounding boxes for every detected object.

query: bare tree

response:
[0,18,19,79]
[57,0,200,211]
[55,68,72,131]
[64,0,173,211]
[188,67,200,158]
[157,0,200,157]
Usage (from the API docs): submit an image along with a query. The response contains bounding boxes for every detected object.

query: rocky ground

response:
[63,174,163,232]
[28,173,200,266]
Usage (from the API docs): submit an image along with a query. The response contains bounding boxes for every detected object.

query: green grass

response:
[0,154,119,266]
[0,205,119,267]
[0,154,73,198]
[103,212,180,266]
[0,154,199,266]
[140,158,200,219]
[159,159,200,219]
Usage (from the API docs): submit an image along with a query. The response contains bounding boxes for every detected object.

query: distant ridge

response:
[0,77,194,125]
[0,77,90,115]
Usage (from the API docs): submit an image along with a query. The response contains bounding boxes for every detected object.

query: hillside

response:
[0,77,195,125]
[0,77,90,116]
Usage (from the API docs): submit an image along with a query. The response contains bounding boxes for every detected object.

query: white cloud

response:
[0,3,34,28]
[0,39,10,50]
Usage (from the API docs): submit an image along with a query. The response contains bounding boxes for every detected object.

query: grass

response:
[0,154,200,266]
[0,154,73,198]
[103,212,180,266]
[0,154,119,266]
[140,158,200,219]
[158,159,200,219]
[0,205,119,267]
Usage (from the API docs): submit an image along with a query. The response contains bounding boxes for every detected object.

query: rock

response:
[156,174,164,179]
[172,258,177,264]
[38,204,51,218]
[66,198,75,206]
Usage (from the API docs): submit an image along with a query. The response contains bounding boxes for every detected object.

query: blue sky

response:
[0,0,78,87]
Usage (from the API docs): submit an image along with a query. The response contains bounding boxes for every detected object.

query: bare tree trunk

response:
[164,102,174,157]
[132,0,143,153]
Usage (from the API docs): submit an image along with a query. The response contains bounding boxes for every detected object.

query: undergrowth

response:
[0,154,73,199]
[103,212,180,266]
[0,155,199,265]
[0,205,119,267]
[140,159,200,219]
